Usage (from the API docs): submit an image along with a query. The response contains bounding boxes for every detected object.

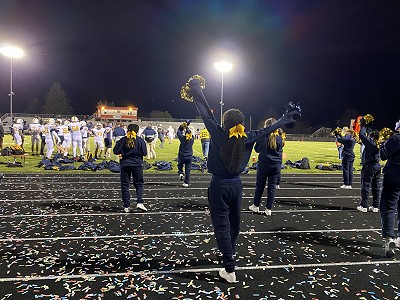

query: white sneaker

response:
[340,185,347,189]
[368,206,379,213]
[179,174,184,181]
[394,237,400,249]
[136,203,148,211]
[123,207,130,213]
[265,209,272,216]
[276,185,280,189]
[219,268,237,283]
[346,185,352,189]
[384,238,396,258]
[182,183,189,187]
[249,204,259,213]
[357,206,368,213]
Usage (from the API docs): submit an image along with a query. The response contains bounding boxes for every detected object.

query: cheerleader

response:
[185,77,300,283]
[113,124,148,212]
[334,128,356,188]
[357,119,381,213]
[249,118,284,216]
[379,129,400,257]
[176,122,194,187]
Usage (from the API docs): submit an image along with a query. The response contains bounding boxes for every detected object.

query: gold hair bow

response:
[185,132,193,141]
[229,124,247,138]
[127,131,136,139]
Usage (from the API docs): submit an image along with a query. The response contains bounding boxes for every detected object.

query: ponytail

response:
[264,118,278,150]
[221,109,246,175]
[126,124,139,148]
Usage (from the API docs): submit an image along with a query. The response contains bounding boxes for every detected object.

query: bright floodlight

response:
[0,46,24,58]
[214,61,233,73]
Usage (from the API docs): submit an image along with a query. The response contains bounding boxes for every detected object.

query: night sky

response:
[0,0,399,129]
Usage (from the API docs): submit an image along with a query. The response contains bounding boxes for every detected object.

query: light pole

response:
[1,45,24,123]
[214,60,232,125]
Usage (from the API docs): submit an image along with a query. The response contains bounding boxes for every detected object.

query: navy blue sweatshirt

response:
[177,127,194,159]
[255,134,284,165]
[336,135,356,159]
[113,136,147,167]
[380,133,400,171]
[190,81,294,178]
[359,126,380,165]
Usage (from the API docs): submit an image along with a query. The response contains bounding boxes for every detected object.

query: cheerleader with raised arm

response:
[180,75,301,283]
[333,127,357,189]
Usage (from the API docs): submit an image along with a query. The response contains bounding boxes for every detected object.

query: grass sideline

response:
[0,135,362,174]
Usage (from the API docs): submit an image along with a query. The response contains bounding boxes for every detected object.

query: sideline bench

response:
[0,153,29,163]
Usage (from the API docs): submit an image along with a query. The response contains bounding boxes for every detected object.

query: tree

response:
[42,82,74,115]
[149,110,173,120]
[24,97,42,114]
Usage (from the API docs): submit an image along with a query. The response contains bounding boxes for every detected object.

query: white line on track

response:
[0,258,395,283]
[1,187,357,191]
[0,195,359,202]
[0,209,354,218]
[0,228,381,242]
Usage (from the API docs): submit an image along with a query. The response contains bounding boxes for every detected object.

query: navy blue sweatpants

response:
[360,163,381,208]
[342,157,354,186]
[120,165,144,208]
[177,156,192,184]
[380,169,400,238]
[253,163,281,209]
[208,178,242,273]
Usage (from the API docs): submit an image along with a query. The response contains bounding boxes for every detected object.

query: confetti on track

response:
[0,173,399,299]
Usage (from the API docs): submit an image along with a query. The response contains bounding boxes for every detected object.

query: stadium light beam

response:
[214,61,233,125]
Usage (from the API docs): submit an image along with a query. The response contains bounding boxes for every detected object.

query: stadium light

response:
[0,45,25,123]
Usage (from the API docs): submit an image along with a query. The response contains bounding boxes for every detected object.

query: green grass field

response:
[0,135,362,174]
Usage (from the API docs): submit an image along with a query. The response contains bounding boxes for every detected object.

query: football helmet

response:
[71,116,79,122]
[32,118,39,124]
[64,120,70,126]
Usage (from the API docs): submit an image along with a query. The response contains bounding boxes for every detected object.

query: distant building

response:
[95,105,138,121]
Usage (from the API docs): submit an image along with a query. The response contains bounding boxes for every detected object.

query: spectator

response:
[200,127,210,159]
[157,125,165,148]
[142,124,157,160]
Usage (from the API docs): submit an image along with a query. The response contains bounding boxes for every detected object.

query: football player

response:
[41,118,59,159]
[69,116,84,159]
[29,118,41,155]
[91,123,106,159]
[80,121,90,154]
[12,119,24,146]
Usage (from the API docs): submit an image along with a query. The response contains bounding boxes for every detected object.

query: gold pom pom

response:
[180,75,206,102]
[364,114,374,125]
[378,127,395,145]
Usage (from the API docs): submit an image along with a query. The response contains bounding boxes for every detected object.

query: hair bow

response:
[185,132,193,141]
[228,124,247,138]
[127,131,136,139]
